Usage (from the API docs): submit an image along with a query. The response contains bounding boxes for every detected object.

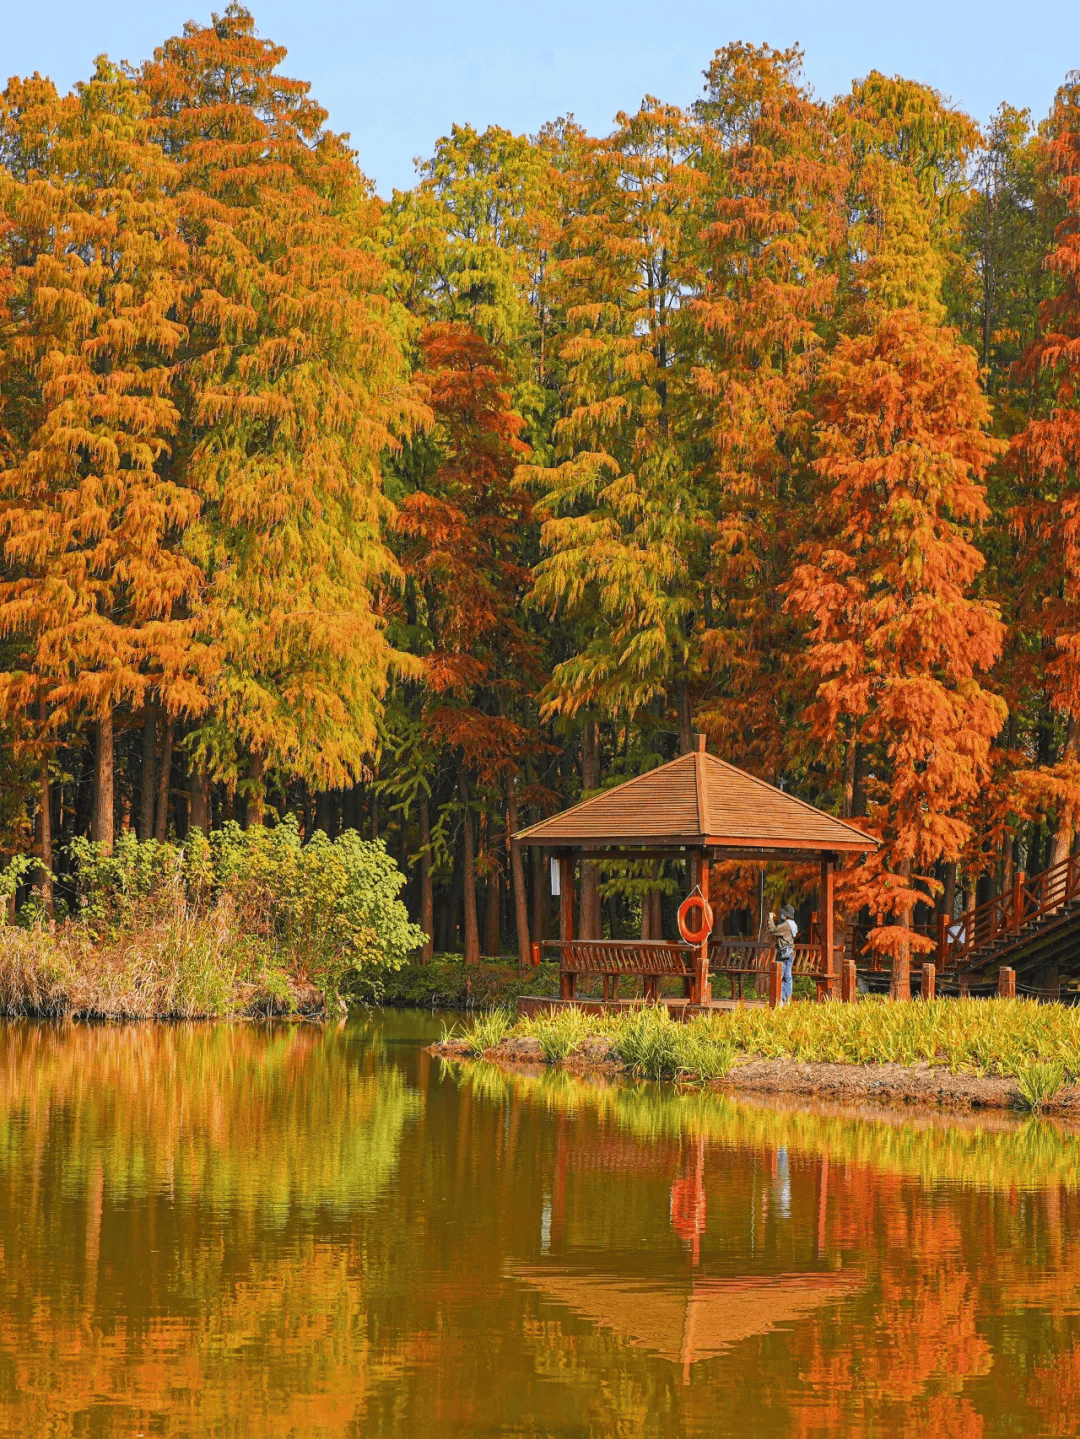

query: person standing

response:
[768,904,798,1005]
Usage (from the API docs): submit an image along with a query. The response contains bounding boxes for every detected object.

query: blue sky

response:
[4,0,1078,195]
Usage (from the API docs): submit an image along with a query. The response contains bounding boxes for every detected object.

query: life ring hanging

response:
[678,892,714,946]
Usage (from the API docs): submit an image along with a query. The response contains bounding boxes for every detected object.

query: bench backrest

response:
[546,940,694,975]
[709,940,830,976]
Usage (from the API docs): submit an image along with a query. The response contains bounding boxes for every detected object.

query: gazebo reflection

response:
[515,1136,860,1384]
[509,1264,861,1384]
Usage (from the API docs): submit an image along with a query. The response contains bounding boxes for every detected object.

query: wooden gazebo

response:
[514,736,877,1008]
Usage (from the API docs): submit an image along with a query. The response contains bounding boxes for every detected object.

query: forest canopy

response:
[2,6,1079,997]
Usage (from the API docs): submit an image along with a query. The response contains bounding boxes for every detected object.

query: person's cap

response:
[781,904,795,920]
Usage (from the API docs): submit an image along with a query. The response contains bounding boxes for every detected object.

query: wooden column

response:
[841,959,857,1003]
[769,960,783,1009]
[559,853,575,941]
[921,962,936,1001]
[998,966,1016,999]
[820,854,836,999]
[698,851,712,1006]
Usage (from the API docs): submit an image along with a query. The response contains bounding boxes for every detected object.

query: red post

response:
[531,942,541,968]
[820,854,836,1000]
[769,960,783,1009]
[998,966,1016,999]
[921,962,936,1001]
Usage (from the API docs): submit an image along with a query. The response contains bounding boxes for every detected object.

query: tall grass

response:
[503,998,1080,1087]
[0,883,315,1020]
[1016,1061,1067,1112]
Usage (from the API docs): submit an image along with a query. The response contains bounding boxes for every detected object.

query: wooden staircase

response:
[853,854,1080,995]
[946,853,1080,991]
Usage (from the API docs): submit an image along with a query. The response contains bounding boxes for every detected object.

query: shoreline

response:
[429,1036,1080,1116]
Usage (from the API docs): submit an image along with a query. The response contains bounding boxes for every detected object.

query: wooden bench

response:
[542,940,706,1004]
[709,939,838,1001]
[542,937,837,1006]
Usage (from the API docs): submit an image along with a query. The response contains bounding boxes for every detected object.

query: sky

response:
[4,0,1079,195]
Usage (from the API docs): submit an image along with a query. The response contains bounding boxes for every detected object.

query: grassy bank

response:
[450,1000,1080,1110]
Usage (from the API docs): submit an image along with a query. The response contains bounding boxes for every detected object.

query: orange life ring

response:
[678,894,714,945]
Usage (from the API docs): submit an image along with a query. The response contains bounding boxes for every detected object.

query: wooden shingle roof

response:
[514,749,876,856]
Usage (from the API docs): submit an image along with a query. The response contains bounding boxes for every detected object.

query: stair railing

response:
[946,852,1080,972]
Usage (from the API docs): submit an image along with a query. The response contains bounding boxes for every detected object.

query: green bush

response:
[48,818,425,998]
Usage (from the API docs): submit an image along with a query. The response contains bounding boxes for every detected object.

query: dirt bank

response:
[428,1035,1080,1114]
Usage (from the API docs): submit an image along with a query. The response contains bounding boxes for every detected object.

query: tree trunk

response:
[188,761,209,836]
[37,747,54,918]
[842,736,858,819]
[506,780,531,970]
[676,679,693,755]
[943,861,957,921]
[459,772,480,965]
[248,750,266,828]
[532,843,547,946]
[139,703,158,840]
[155,719,174,842]
[580,720,601,939]
[890,858,912,1001]
[483,865,501,957]
[419,797,434,962]
[1048,715,1079,871]
[92,710,115,855]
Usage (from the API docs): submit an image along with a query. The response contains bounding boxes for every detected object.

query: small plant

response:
[1016,1060,1067,1113]
[463,1007,512,1056]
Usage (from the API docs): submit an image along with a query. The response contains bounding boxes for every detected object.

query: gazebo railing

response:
[540,936,838,1004]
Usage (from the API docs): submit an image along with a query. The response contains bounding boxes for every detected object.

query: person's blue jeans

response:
[781,956,793,1004]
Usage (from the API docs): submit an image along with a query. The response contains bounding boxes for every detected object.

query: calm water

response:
[3,1012,1080,1436]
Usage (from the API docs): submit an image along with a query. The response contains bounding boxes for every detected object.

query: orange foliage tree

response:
[0,64,200,856]
[395,323,535,961]
[1011,74,1080,873]
[137,4,422,819]
[787,309,1006,995]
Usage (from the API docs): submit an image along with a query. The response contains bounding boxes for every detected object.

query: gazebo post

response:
[558,852,575,942]
[698,851,712,1006]
[820,853,836,999]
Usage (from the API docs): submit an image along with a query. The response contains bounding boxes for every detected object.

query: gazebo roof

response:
[514,747,876,857]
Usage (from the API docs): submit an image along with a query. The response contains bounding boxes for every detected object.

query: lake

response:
[1,1009,1078,1436]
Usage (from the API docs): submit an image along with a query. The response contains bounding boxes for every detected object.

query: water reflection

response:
[0,1013,1079,1435]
